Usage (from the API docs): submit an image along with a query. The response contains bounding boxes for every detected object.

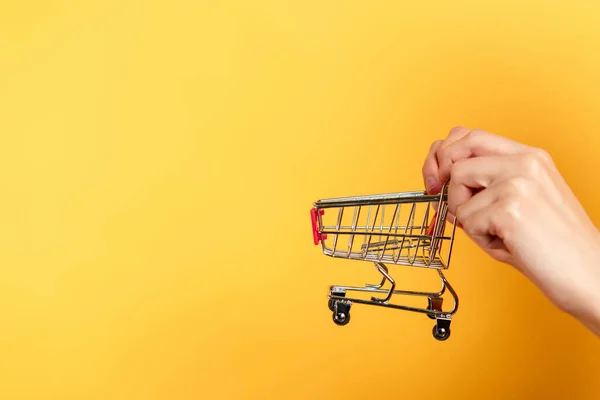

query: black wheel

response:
[333,311,350,326]
[432,324,451,341]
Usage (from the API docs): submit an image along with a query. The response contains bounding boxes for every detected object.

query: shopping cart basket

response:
[310,181,458,341]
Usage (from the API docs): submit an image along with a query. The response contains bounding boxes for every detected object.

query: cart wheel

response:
[332,301,352,326]
[328,299,336,312]
[333,311,350,326]
[432,324,451,341]
[328,291,346,312]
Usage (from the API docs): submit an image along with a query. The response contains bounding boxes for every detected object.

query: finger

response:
[440,126,472,150]
[425,126,473,222]
[422,127,471,194]
[447,155,529,215]
[429,126,470,225]
[446,210,462,229]
[460,204,495,245]
[435,126,471,169]
[422,140,444,194]
[453,178,507,224]
[460,201,513,264]
[437,130,533,182]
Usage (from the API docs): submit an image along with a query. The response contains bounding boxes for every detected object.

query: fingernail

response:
[426,177,439,193]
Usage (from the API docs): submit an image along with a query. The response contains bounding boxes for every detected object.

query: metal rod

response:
[347,206,360,258]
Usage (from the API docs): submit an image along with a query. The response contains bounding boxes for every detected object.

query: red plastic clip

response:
[426,211,438,237]
[426,211,446,237]
[310,208,327,245]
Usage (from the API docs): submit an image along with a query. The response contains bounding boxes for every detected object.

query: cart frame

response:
[311,181,459,341]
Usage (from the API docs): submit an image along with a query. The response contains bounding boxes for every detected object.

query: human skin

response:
[422,127,600,336]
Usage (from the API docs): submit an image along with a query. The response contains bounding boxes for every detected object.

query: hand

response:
[422,127,600,335]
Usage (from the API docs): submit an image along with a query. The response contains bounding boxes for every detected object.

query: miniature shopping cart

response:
[310,181,459,341]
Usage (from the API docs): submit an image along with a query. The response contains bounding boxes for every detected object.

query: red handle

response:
[426,211,438,237]
[426,211,447,237]
[310,208,327,245]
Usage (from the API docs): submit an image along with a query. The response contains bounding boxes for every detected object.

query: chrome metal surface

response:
[314,181,460,339]
[314,182,455,270]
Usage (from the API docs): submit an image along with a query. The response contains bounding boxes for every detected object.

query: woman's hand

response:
[422,126,600,335]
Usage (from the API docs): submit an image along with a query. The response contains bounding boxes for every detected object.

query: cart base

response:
[327,264,458,341]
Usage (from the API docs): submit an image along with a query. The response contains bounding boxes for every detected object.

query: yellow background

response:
[1,1,600,399]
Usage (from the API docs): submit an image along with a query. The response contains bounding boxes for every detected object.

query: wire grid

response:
[316,199,454,269]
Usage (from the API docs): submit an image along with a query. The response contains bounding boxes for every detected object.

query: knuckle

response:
[448,126,470,138]
[435,145,447,163]
[494,198,521,238]
[499,198,522,223]
[466,129,481,138]
[464,129,486,142]
[533,148,552,164]
[429,139,443,151]
[503,177,531,197]
[520,152,544,176]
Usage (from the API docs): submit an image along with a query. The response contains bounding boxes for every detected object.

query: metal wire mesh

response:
[312,187,456,269]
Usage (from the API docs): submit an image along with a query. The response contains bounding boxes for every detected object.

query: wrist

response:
[568,231,600,336]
